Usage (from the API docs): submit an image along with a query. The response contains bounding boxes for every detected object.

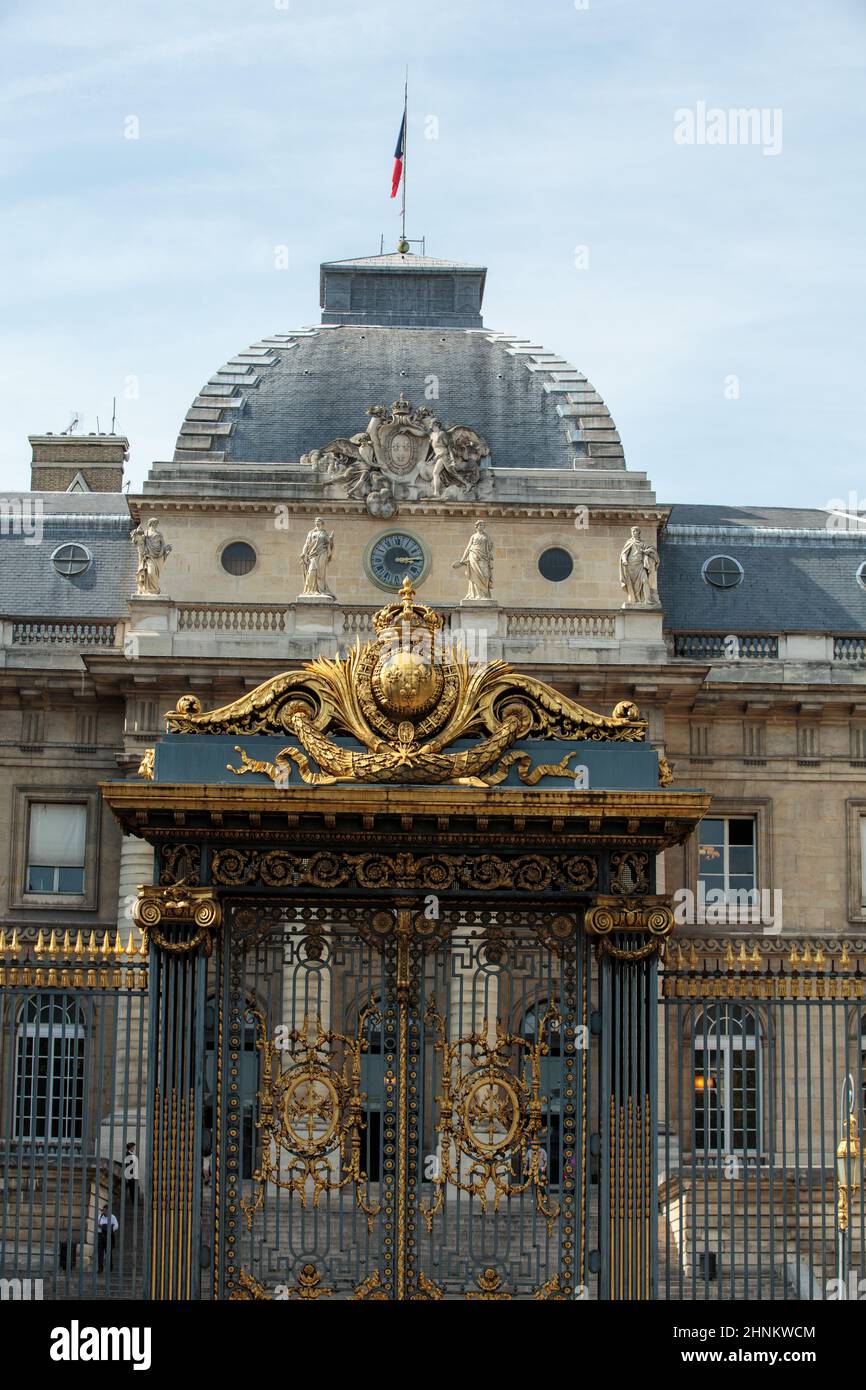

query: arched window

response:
[15,996,86,1145]
[693,1003,761,1155]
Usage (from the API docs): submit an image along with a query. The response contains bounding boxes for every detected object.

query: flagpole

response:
[400,68,408,245]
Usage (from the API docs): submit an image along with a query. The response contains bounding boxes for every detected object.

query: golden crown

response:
[372,578,444,643]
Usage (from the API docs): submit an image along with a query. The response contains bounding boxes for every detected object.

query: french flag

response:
[391,110,406,199]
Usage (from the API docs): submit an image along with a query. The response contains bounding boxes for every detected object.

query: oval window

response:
[220,542,257,576]
[51,543,92,577]
[538,547,574,583]
[702,555,743,589]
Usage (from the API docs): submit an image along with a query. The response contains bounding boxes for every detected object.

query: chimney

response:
[29,433,129,492]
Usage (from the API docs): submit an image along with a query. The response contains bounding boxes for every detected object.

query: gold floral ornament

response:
[164,579,645,787]
[241,1006,381,1234]
[420,1002,562,1235]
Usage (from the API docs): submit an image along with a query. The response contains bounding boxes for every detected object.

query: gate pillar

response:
[586,893,674,1300]
[133,882,222,1300]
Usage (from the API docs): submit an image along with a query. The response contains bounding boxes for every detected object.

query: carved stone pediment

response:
[300,393,493,512]
[163,579,647,787]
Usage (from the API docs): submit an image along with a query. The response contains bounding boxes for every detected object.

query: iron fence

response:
[659,939,865,1300]
[0,929,148,1301]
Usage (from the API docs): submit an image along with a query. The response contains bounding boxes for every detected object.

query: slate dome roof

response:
[173,253,625,474]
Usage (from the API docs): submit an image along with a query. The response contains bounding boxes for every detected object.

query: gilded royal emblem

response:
[165,579,646,787]
[420,1002,562,1235]
[240,1007,381,1234]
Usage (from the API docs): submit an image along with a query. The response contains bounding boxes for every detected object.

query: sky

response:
[0,0,864,507]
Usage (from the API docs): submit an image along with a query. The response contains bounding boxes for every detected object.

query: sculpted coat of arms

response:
[300,393,493,513]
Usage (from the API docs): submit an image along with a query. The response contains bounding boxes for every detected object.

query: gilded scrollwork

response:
[228,1268,271,1301]
[584,893,675,961]
[164,580,645,789]
[466,1268,513,1301]
[241,1007,381,1235]
[420,1003,561,1236]
[210,846,598,898]
[409,1268,569,1299]
[160,843,201,886]
[609,850,650,895]
[350,1270,390,1301]
[132,879,221,956]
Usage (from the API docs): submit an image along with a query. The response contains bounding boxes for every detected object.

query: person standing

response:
[97,1207,118,1272]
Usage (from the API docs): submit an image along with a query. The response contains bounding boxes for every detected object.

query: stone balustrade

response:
[7,619,121,647]
[177,605,287,634]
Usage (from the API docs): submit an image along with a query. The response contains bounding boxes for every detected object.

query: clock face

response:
[367,532,428,591]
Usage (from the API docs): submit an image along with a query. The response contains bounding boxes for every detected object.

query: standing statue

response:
[619,527,660,606]
[131,517,172,596]
[452,520,495,601]
[299,517,335,598]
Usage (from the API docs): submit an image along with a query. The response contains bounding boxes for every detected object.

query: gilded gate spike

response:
[0,929,5,955]
[688,940,698,969]
[125,930,136,957]
[74,929,84,956]
[9,928,20,955]
[725,940,734,970]
[62,929,72,956]
[750,944,761,968]
[737,942,748,967]
[100,930,111,958]
[841,942,851,970]
[113,929,124,956]
[86,929,98,956]
[47,928,59,956]
[814,945,825,969]
[34,929,45,955]
[789,942,800,968]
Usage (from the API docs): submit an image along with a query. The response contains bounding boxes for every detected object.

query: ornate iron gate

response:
[212,898,586,1301]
